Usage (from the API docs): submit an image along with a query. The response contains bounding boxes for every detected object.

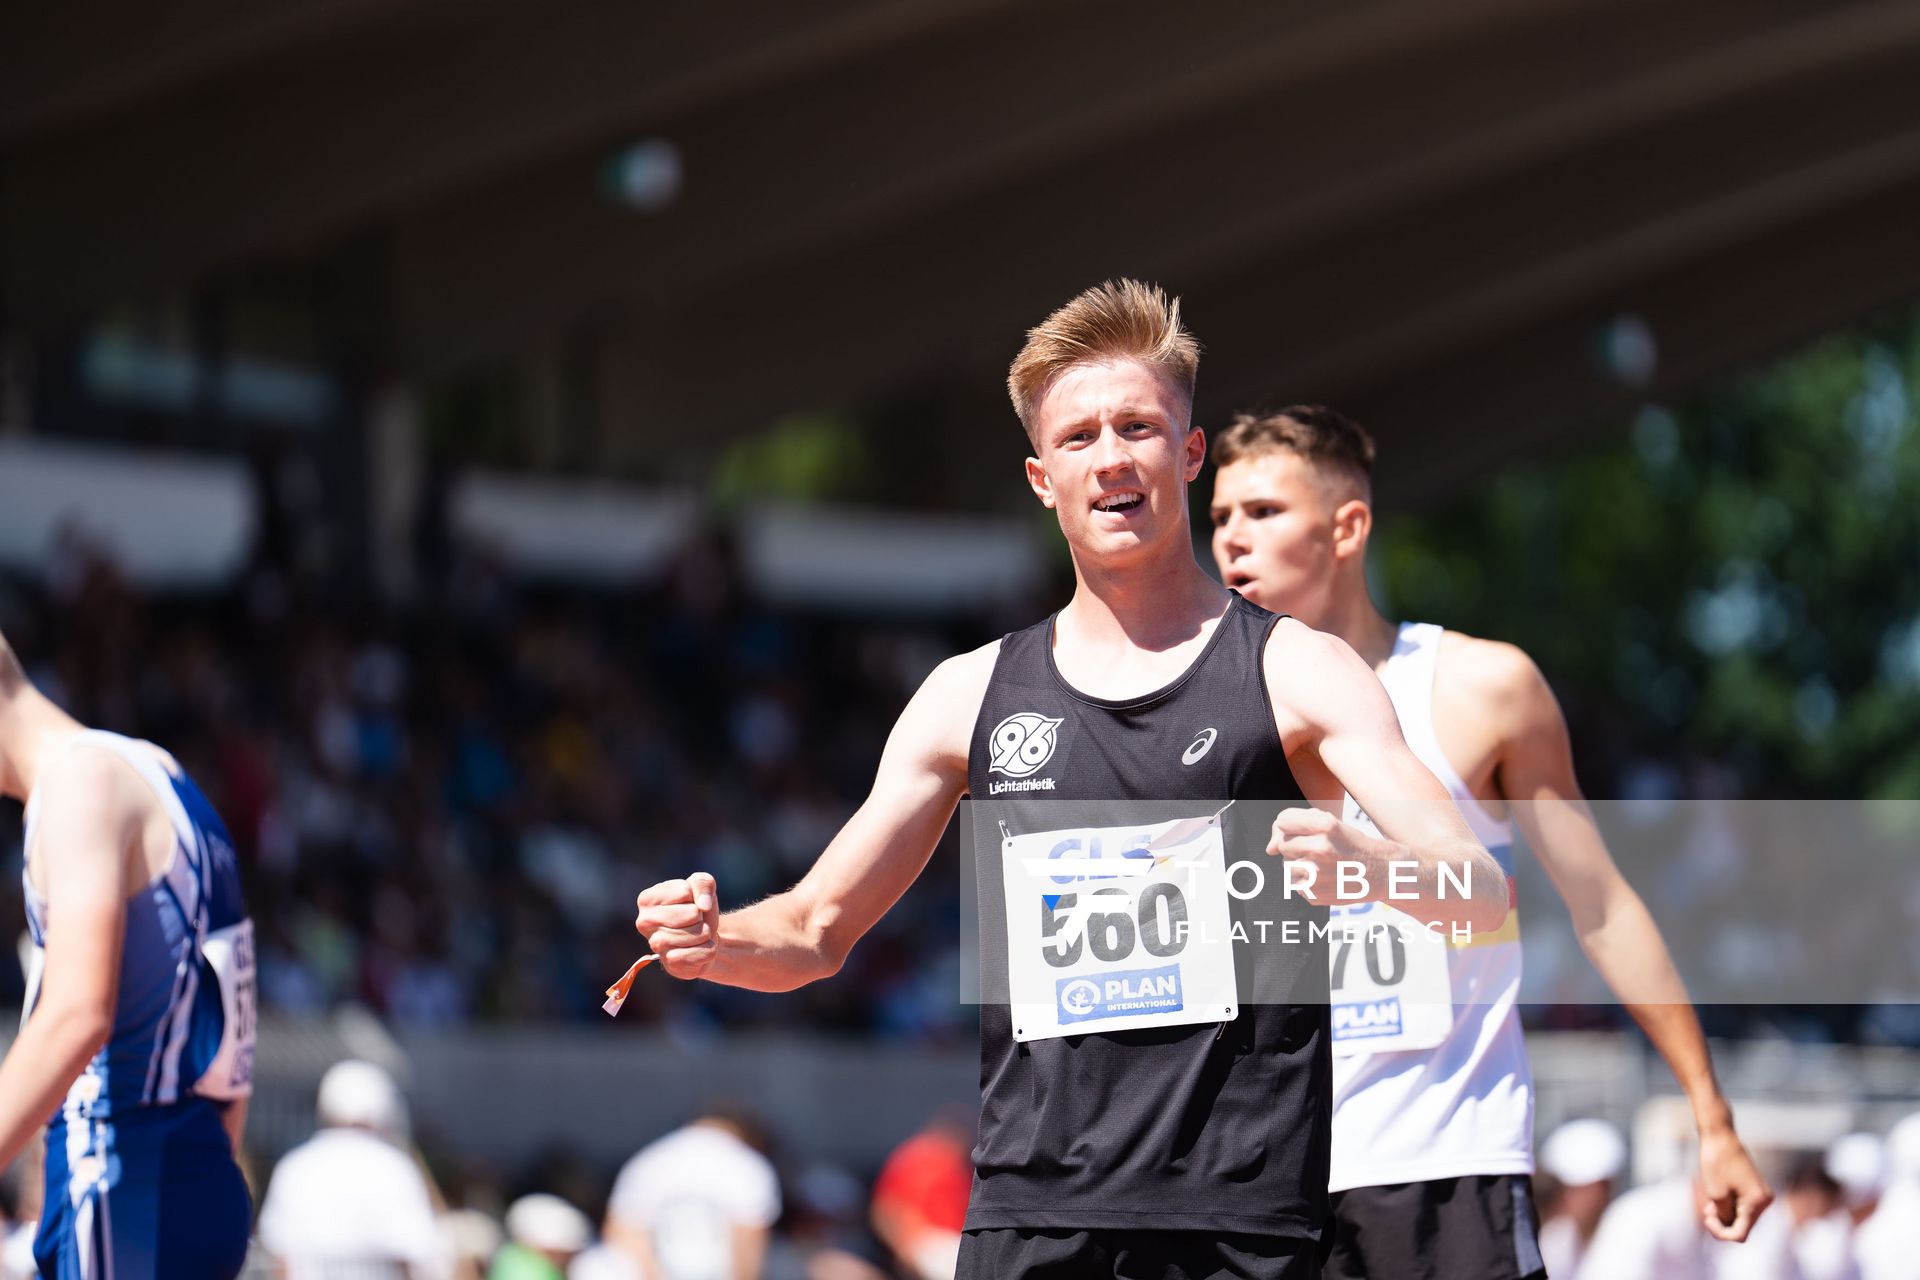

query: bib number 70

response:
[1331,924,1406,990]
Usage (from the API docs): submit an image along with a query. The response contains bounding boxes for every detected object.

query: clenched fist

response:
[1265,806,1389,905]
[634,872,721,978]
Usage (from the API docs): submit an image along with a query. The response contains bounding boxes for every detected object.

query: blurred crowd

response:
[4,1058,1913,1280]
[1,517,1919,1279]
[0,1058,974,1280]
[2,528,1914,1047]
[0,535,982,1039]
[1533,1113,1920,1280]
[249,1061,969,1280]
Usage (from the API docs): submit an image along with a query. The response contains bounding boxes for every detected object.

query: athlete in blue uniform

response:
[0,630,255,1279]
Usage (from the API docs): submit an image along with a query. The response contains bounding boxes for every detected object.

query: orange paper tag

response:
[602,955,656,1016]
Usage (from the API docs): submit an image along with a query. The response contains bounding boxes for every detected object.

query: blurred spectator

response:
[603,1109,781,1280]
[1576,1171,1805,1280]
[1537,1118,1627,1280]
[869,1113,971,1280]
[1776,1153,1856,1280]
[565,1241,639,1280]
[1855,1113,1920,1280]
[1826,1134,1886,1225]
[443,1211,507,1280]
[491,1196,593,1280]
[764,1165,892,1280]
[257,1060,449,1279]
[1573,1175,1704,1279]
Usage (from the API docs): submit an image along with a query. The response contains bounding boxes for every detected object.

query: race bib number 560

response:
[1001,815,1238,1042]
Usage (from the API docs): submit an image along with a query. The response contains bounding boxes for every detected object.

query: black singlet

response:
[964,592,1331,1238]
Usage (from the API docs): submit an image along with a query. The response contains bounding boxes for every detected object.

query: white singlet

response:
[1330,622,1532,1192]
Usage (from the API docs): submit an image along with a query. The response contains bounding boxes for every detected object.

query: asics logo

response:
[1182,727,1218,766]
[989,712,1063,777]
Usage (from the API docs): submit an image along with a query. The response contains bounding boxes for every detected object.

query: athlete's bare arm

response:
[1262,619,1508,934]
[1461,636,1772,1241]
[0,745,136,1168]
[634,644,997,990]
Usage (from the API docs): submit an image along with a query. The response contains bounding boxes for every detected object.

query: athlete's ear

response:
[1331,498,1372,562]
[1024,454,1057,509]
[1183,427,1206,483]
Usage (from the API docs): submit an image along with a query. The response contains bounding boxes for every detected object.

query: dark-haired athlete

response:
[1210,406,1770,1280]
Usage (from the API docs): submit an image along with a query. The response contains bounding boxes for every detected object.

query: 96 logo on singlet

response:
[987,712,1063,794]
[989,712,1061,777]
[1001,815,1237,1042]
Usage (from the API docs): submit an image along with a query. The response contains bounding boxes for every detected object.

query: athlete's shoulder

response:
[1433,629,1561,729]
[894,640,1003,772]
[33,731,148,815]
[1259,616,1388,744]
[1262,613,1361,671]
[26,733,156,887]
[921,638,1003,701]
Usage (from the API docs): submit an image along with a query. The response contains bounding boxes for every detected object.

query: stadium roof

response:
[7,0,1920,496]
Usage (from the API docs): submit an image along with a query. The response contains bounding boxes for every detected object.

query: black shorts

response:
[1326,1175,1546,1280]
[958,1227,1324,1280]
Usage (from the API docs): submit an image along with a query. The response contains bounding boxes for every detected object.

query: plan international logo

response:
[1057,964,1185,1026]
[1333,996,1404,1040]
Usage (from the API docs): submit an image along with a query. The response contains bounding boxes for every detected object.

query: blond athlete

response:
[0,633,255,1279]
[634,283,1508,1279]
[1209,407,1770,1280]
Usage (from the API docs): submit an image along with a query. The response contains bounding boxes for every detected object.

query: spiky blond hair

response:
[1007,279,1200,444]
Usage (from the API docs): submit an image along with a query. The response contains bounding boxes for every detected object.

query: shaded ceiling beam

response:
[388,0,1605,364]
[2,0,1023,325]
[1165,0,1920,309]
[1251,112,1920,399]
[0,0,461,143]
[551,9,1920,444]
[390,0,1888,379]
[1346,167,1920,506]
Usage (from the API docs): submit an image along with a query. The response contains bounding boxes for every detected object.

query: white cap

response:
[316,1059,408,1139]
[1887,1113,1920,1183]
[1542,1119,1628,1187]
[1826,1132,1887,1206]
[504,1194,592,1255]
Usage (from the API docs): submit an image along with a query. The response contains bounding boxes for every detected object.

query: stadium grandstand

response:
[3,3,1919,1278]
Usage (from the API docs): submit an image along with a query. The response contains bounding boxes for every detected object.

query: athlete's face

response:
[1025,359,1203,568]
[1209,450,1367,625]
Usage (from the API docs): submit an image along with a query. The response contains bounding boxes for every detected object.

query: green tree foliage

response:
[710,412,874,510]
[1372,314,1920,798]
